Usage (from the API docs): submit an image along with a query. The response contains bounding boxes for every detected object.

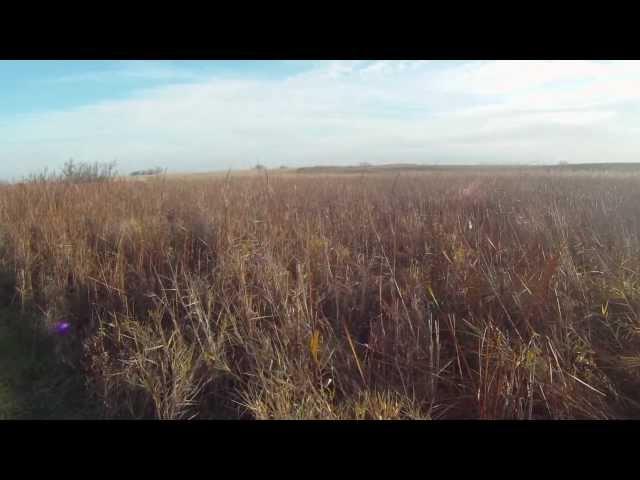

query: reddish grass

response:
[0,167,639,419]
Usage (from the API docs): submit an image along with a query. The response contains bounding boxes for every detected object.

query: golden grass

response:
[1,168,639,419]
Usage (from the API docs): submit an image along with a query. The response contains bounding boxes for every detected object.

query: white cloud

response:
[1,60,640,179]
[436,60,607,96]
[439,60,640,111]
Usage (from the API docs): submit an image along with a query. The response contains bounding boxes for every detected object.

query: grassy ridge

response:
[295,163,640,175]
[1,167,639,419]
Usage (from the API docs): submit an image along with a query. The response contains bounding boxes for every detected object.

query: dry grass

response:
[1,167,640,419]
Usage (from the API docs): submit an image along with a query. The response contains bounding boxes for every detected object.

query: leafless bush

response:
[25,160,118,184]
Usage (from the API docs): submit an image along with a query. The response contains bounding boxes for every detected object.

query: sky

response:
[1,60,640,180]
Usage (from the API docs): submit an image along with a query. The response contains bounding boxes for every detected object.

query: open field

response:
[1,165,640,419]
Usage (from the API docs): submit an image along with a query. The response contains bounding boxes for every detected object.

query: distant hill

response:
[295,163,640,174]
[549,162,640,171]
[296,164,456,174]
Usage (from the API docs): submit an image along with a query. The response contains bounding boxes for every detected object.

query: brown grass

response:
[1,167,639,419]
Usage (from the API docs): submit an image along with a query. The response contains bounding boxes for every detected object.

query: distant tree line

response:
[130,167,165,176]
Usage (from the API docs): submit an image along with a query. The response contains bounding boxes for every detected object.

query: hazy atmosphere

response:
[3,59,640,420]
[2,60,640,179]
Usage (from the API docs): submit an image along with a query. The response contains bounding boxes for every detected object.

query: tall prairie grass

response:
[1,167,639,419]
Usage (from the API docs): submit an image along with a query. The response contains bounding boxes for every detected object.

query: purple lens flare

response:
[54,321,71,335]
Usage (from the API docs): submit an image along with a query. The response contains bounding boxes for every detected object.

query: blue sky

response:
[0,61,312,116]
[1,60,639,179]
